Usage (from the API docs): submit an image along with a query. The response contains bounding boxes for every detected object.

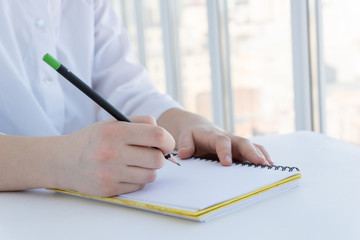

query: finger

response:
[177,130,196,159]
[214,135,232,166]
[124,146,165,169]
[254,144,273,165]
[112,183,146,196]
[96,182,145,197]
[232,137,268,165]
[128,115,157,125]
[119,167,158,184]
[125,124,175,155]
[254,147,270,165]
[118,183,146,194]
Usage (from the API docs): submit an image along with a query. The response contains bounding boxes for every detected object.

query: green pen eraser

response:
[43,53,61,70]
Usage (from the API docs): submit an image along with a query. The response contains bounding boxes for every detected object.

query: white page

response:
[117,157,300,211]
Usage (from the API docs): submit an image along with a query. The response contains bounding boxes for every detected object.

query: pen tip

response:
[166,153,181,166]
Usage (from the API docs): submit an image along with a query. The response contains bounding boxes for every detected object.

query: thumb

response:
[177,130,195,159]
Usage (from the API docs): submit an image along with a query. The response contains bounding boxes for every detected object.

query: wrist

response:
[44,134,82,190]
[31,135,70,190]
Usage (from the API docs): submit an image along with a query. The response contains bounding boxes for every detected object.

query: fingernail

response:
[180,146,191,152]
[225,155,232,165]
[253,153,268,164]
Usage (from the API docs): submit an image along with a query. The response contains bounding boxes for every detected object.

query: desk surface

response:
[1,132,359,240]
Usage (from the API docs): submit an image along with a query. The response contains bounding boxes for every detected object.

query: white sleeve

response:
[92,0,181,121]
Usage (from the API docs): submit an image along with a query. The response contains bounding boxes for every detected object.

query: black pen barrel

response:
[57,65,132,123]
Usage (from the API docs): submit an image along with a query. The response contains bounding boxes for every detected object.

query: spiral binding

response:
[172,153,300,172]
[235,162,300,172]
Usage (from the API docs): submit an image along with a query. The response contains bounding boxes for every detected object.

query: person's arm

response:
[0,134,65,191]
[157,108,273,166]
[0,117,175,196]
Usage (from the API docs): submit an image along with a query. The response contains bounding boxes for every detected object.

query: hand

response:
[56,116,175,197]
[157,108,273,167]
[177,124,273,166]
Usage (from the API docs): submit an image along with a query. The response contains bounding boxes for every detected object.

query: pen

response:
[43,53,180,166]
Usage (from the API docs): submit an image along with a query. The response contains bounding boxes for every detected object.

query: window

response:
[322,0,360,144]
[227,0,294,137]
[110,0,360,146]
[178,0,213,121]
[142,0,167,93]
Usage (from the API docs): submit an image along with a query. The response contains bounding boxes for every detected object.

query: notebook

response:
[49,156,301,222]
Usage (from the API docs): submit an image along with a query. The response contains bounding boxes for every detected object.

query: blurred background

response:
[111,0,360,146]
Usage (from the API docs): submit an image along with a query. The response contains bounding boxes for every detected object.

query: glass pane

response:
[178,0,213,121]
[322,0,360,145]
[227,0,295,137]
[142,0,167,94]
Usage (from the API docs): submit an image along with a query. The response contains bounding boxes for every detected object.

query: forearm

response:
[0,118,176,196]
[0,135,66,191]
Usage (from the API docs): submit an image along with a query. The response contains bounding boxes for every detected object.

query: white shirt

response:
[0,0,180,136]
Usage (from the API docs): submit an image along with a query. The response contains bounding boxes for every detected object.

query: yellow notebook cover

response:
[50,157,301,222]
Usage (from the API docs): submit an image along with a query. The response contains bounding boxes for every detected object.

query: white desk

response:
[1,132,359,240]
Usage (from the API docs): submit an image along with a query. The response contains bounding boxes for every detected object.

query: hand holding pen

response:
[41,53,178,197]
[43,53,179,166]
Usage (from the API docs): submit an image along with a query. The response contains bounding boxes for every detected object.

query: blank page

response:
[117,157,300,211]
